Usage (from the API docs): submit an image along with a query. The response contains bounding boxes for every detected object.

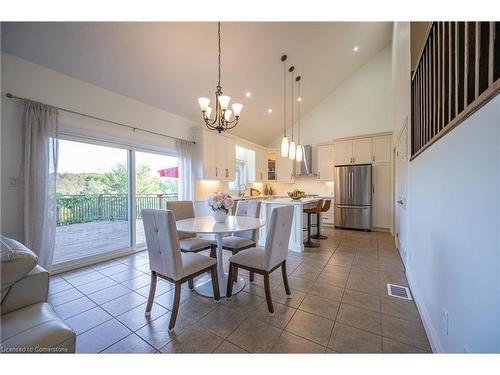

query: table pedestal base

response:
[194,273,245,298]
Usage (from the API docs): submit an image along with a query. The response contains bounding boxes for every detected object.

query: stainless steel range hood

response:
[297,145,314,176]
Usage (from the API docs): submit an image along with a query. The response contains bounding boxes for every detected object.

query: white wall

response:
[268,45,392,148]
[1,52,196,241]
[391,22,500,353]
[407,95,500,353]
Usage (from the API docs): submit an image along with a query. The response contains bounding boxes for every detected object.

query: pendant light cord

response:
[218,22,221,88]
[297,78,301,144]
[290,69,294,141]
[283,58,287,137]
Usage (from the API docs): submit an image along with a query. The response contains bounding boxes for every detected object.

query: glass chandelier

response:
[198,22,242,133]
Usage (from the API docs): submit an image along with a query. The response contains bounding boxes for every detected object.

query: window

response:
[53,138,179,266]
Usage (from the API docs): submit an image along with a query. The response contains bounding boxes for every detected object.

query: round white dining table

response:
[176,215,266,297]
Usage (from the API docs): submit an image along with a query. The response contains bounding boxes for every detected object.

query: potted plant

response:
[207,192,234,223]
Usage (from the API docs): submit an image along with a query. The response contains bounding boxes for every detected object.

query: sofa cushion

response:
[1,236,38,302]
[1,302,75,353]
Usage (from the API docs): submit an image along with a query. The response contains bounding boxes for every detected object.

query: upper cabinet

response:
[316,144,334,181]
[372,135,392,163]
[267,150,277,181]
[334,135,389,166]
[352,138,373,164]
[193,129,236,181]
[333,140,353,165]
[277,150,295,182]
[253,148,267,182]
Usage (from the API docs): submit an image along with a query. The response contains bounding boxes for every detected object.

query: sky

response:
[58,139,178,174]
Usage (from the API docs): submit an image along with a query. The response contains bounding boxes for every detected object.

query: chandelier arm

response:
[225,119,239,130]
[218,22,221,88]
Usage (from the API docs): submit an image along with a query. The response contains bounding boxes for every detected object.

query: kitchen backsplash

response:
[269,179,334,196]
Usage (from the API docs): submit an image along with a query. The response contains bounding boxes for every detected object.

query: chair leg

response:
[188,278,194,290]
[249,271,255,283]
[232,250,239,282]
[304,212,320,248]
[281,261,292,297]
[168,282,182,331]
[263,272,274,316]
[226,263,235,299]
[210,265,220,302]
[210,245,216,258]
[145,271,157,316]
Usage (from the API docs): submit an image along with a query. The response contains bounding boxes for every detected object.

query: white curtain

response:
[23,100,59,271]
[176,139,195,201]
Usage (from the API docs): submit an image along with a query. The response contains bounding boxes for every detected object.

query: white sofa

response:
[1,236,76,353]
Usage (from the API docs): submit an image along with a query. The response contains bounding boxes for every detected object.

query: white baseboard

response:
[406,269,443,353]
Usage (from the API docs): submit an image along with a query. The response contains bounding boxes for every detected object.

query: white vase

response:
[212,209,228,223]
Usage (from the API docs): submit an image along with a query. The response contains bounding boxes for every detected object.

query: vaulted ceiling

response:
[1,22,392,145]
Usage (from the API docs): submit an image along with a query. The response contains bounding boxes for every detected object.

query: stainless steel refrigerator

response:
[334,164,372,230]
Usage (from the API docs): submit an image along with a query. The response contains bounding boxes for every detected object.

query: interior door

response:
[395,122,409,266]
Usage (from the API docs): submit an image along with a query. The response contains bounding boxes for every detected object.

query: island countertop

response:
[259,197,322,205]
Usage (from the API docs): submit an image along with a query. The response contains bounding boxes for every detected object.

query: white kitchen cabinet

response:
[254,148,267,182]
[372,135,392,163]
[372,163,391,229]
[277,151,295,182]
[352,138,373,164]
[316,144,334,181]
[193,129,236,181]
[267,150,278,181]
[334,137,373,165]
[334,140,353,165]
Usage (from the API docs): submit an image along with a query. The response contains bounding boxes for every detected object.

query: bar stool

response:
[303,199,323,248]
[311,200,331,240]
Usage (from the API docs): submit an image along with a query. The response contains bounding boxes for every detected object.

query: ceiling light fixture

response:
[288,65,296,161]
[246,92,251,97]
[295,75,303,163]
[280,55,289,158]
[198,22,242,133]
[353,46,359,52]
[268,108,273,113]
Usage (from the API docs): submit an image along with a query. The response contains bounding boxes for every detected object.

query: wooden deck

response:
[54,220,146,264]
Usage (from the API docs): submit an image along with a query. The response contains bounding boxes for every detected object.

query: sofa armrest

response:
[1,265,49,315]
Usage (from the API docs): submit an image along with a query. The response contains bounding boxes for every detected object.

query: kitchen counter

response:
[257,197,325,253]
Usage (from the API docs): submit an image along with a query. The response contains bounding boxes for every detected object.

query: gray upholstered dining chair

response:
[142,209,220,331]
[218,200,261,282]
[226,205,294,316]
[166,200,215,289]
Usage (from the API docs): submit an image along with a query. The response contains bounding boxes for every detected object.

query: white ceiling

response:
[1,22,392,145]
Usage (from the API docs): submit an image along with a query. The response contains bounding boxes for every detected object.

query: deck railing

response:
[57,193,178,226]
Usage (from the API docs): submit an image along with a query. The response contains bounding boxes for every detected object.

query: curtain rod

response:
[5,93,195,144]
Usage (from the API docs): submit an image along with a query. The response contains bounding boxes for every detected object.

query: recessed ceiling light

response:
[353,46,359,52]
[245,92,251,97]
[267,108,273,113]
[298,97,302,102]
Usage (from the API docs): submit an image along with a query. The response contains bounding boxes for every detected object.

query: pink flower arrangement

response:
[207,191,234,213]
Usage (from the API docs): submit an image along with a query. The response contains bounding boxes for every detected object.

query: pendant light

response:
[288,65,296,160]
[280,55,289,157]
[295,75,303,162]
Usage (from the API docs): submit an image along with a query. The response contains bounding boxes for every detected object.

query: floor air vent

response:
[387,283,412,300]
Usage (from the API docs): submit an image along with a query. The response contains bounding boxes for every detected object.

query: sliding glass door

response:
[54,139,132,265]
[53,138,179,267]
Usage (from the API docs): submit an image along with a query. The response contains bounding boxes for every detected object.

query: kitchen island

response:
[257,197,322,253]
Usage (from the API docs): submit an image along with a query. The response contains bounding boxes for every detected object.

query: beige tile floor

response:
[49,228,432,353]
